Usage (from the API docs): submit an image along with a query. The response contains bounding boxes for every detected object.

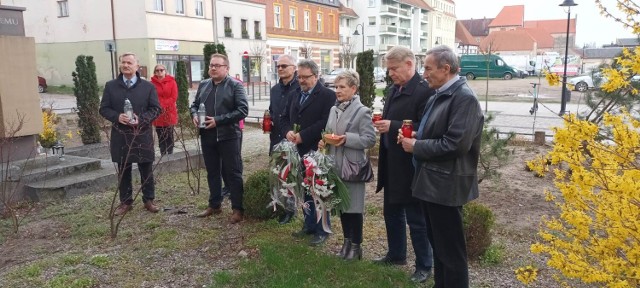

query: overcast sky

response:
[454,0,637,47]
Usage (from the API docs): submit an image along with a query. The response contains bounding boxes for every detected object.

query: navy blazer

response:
[281,82,335,156]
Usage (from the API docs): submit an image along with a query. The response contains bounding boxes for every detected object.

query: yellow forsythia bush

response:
[38,109,58,148]
[521,112,640,287]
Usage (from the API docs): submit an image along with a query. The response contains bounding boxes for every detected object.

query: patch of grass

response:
[46,85,75,95]
[480,243,505,266]
[375,88,385,96]
[210,226,419,288]
[47,274,95,288]
[18,263,43,278]
[150,228,179,250]
[365,203,381,216]
[89,254,111,268]
[60,254,83,266]
[144,220,161,230]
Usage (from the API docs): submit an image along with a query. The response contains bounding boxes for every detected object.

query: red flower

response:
[315,178,325,186]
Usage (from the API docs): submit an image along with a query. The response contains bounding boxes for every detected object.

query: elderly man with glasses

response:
[281,59,336,246]
[190,53,248,224]
[269,54,300,225]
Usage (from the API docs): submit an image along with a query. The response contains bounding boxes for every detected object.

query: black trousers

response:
[200,130,244,211]
[117,162,155,205]
[422,201,469,288]
[340,213,363,244]
[155,126,174,155]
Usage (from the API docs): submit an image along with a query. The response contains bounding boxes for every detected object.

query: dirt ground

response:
[465,77,564,100]
[1,123,564,287]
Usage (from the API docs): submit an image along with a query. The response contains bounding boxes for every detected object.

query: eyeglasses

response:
[298,74,315,81]
[277,64,294,69]
[209,64,228,69]
[154,69,165,72]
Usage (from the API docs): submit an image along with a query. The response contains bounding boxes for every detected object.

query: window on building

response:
[329,14,335,34]
[290,8,296,30]
[241,19,248,34]
[368,0,375,7]
[304,10,310,31]
[224,17,231,30]
[367,36,375,46]
[274,5,282,28]
[368,17,375,26]
[317,12,323,32]
[436,16,441,29]
[346,0,352,7]
[175,0,184,14]
[346,18,351,27]
[254,21,261,35]
[153,0,164,12]
[57,0,69,17]
[195,0,204,16]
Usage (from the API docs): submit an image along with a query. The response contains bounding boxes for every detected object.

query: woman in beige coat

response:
[318,70,376,260]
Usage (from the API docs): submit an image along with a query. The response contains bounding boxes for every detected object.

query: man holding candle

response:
[190,54,248,224]
[373,46,435,283]
[399,45,483,288]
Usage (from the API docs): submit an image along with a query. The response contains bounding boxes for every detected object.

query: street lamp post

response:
[559,0,577,116]
[353,23,364,53]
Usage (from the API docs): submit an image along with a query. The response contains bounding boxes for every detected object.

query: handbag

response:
[338,106,374,182]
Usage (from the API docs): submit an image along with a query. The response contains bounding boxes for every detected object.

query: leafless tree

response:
[301,41,314,60]
[339,41,356,69]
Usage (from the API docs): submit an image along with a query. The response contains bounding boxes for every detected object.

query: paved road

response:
[41,82,587,139]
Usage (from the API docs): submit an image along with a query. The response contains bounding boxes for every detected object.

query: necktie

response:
[300,91,310,105]
[126,79,132,88]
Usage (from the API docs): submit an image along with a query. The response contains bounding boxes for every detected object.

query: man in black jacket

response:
[100,52,162,216]
[399,45,483,288]
[281,59,335,246]
[269,54,300,224]
[190,54,248,224]
[373,46,434,283]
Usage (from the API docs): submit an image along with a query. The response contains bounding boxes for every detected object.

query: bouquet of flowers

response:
[268,140,302,212]
[301,150,350,233]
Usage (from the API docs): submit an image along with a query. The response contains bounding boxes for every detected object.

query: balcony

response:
[421,14,429,23]
[378,44,396,51]
[420,31,428,38]
[379,24,398,34]
[380,4,399,15]
[398,9,410,18]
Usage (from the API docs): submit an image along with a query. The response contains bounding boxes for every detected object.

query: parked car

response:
[568,72,640,92]
[374,67,385,83]
[459,54,519,80]
[322,68,348,87]
[38,76,47,93]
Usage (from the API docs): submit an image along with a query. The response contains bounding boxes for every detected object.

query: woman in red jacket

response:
[151,64,178,155]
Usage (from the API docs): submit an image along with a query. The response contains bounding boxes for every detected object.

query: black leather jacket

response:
[411,77,484,206]
[190,76,248,141]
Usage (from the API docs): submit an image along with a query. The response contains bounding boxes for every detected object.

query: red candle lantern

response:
[262,110,272,133]
[401,120,413,138]
[372,111,382,123]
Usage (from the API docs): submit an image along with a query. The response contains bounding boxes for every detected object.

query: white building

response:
[7,0,265,86]
[346,0,436,66]
[425,0,456,49]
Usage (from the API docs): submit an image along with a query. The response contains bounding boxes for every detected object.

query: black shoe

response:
[410,269,432,283]
[344,243,362,260]
[278,212,294,225]
[292,229,313,238]
[309,234,328,246]
[373,255,407,266]
[337,238,352,258]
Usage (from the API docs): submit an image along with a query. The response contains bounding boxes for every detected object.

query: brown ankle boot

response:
[196,207,222,218]
[144,200,160,213]
[230,209,244,224]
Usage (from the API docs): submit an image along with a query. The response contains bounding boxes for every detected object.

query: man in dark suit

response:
[99,52,162,216]
[281,59,335,246]
[373,46,434,283]
[400,45,483,288]
[269,54,300,224]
